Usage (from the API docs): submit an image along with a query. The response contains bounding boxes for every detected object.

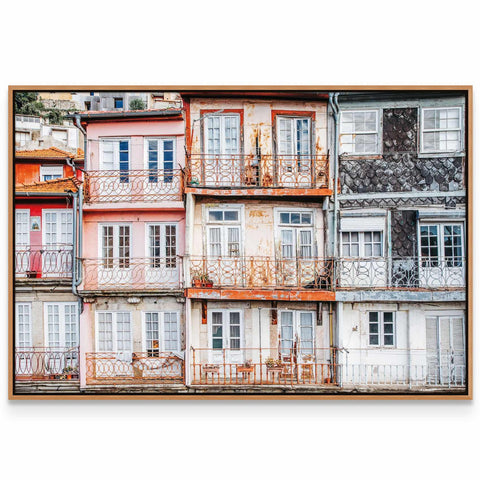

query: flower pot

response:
[237,366,254,374]
[26,271,38,279]
[203,282,213,288]
[203,365,220,374]
[193,279,202,288]
[66,374,72,380]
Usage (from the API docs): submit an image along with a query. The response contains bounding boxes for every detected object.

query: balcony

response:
[80,256,183,292]
[191,347,339,387]
[15,245,73,280]
[84,169,183,204]
[15,347,79,381]
[336,257,466,290]
[187,256,334,301]
[185,154,331,196]
[85,352,184,385]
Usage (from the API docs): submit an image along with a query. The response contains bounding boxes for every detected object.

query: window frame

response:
[143,137,176,183]
[275,115,313,156]
[341,230,384,258]
[201,111,242,155]
[95,311,132,353]
[339,109,381,155]
[207,309,244,350]
[279,310,316,355]
[420,106,463,154]
[43,302,79,348]
[98,223,132,269]
[113,97,124,109]
[418,221,464,266]
[40,165,64,182]
[145,222,178,268]
[15,302,32,348]
[100,137,130,173]
[368,311,396,348]
[42,209,73,247]
[205,205,243,257]
[15,209,30,247]
[142,311,181,355]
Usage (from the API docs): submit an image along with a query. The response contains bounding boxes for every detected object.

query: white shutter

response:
[341,216,386,231]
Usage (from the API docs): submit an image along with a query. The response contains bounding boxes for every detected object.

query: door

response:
[100,139,131,200]
[426,315,465,385]
[99,224,131,287]
[15,210,30,276]
[15,303,32,376]
[44,303,79,374]
[146,138,176,198]
[146,224,179,287]
[204,115,241,186]
[209,310,243,365]
[276,116,312,187]
[42,210,73,277]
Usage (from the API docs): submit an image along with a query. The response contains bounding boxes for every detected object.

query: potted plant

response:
[62,365,79,380]
[190,176,200,187]
[203,364,220,374]
[192,273,213,288]
[236,359,254,374]
[265,357,283,373]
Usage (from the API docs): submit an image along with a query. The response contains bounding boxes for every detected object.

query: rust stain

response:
[184,187,333,197]
[185,288,335,302]
[249,210,267,218]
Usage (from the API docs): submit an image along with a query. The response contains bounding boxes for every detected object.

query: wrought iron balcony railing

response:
[15,245,73,279]
[189,256,333,290]
[84,169,183,203]
[80,256,183,291]
[15,347,79,381]
[85,352,184,384]
[191,347,339,386]
[185,154,329,189]
[335,256,466,290]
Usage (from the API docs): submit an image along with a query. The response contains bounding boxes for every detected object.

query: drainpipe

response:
[328,92,340,258]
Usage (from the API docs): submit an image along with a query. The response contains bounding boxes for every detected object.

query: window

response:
[44,303,78,348]
[207,207,241,257]
[148,224,177,268]
[205,115,240,154]
[279,211,312,225]
[43,210,73,247]
[101,224,130,268]
[368,312,395,346]
[15,210,30,247]
[96,312,132,356]
[421,107,462,153]
[51,129,68,143]
[144,312,180,355]
[15,303,32,348]
[16,131,30,146]
[276,116,311,155]
[277,210,314,259]
[342,231,383,257]
[146,138,175,182]
[40,165,63,181]
[340,110,379,154]
[280,311,314,355]
[101,139,129,182]
[210,310,241,350]
[114,97,124,109]
[420,223,463,267]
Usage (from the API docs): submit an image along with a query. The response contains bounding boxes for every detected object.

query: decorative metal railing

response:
[80,256,183,291]
[15,347,79,381]
[191,347,339,386]
[188,256,333,290]
[84,169,183,203]
[335,256,466,289]
[15,245,73,279]
[85,352,184,384]
[338,348,466,388]
[185,154,329,189]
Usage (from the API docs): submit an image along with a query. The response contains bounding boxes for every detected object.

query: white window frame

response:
[145,222,178,268]
[203,114,241,155]
[98,223,132,268]
[340,109,380,155]
[418,222,464,265]
[16,130,31,146]
[205,205,243,257]
[143,137,177,170]
[275,208,316,259]
[208,309,244,350]
[15,302,32,348]
[43,302,79,348]
[420,107,463,154]
[95,311,132,353]
[100,137,130,171]
[279,310,316,355]
[51,128,68,143]
[40,165,63,181]
[15,209,30,247]
[141,311,180,354]
[368,311,396,347]
[341,231,384,258]
[42,209,73,247]
[276,115,312,156]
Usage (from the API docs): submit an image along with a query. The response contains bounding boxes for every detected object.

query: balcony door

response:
[276,116,312,187]
[209,310,243,365]
[100,139,131,200]
[145,138,176,198]
[426,315,465,385]
[15,303,32,376]
[204,115,241,187]
[96,312,132,363]
[277,211,314,288]
[99,224,131,287]
[15,210,30,276]
[419,224,465,288]
[42,210,73,277]
[146,224,179,287]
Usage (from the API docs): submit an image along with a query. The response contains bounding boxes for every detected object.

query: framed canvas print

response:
[8,86,472,399]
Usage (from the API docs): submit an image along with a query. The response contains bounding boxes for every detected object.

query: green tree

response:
[14,92,45,115]
[129,98,146,110]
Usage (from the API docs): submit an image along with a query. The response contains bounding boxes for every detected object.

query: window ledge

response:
[417,152,465,159]
[339,154,382,160]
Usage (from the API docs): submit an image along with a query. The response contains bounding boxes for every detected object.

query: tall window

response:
[97,312,131,354]
[368,312,395,346]
[147,138,175,183]
[148,224,177,268]
[340,110,379,154]
[278,210,314,258]
[15,303,32,348]
[420,223,463,267]
[205,115,240,154]
[277,116,311,156]
[207,208,241,257]
[15,210,30,247]
[421,107,462,153]
[341,231,383,257]
[280,311,314,355]
[101,224,130,268]
[101,139,129,182]
[44,303,78,348]
[145,312,180,355]
[211,311,241,350]
[43,210,73,247]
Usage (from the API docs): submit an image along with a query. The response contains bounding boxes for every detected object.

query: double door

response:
[209,310,243,364]
[43,210,73,277]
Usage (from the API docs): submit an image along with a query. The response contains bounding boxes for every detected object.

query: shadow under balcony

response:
[185,154,332,197]
[79,256,183,295]
[83,169,184,209]
[186,256,335,301]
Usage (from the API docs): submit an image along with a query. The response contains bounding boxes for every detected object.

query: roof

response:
[15,176,81,194]
[69,108,183,122]
[15,146,84,160]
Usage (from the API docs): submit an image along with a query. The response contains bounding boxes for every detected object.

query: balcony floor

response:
[184,187,333,197]
[185,288,335,301]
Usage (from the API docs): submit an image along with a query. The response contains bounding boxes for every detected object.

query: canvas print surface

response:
[10,88,470,398]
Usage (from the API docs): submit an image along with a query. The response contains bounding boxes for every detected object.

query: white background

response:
[1,1,478,479]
